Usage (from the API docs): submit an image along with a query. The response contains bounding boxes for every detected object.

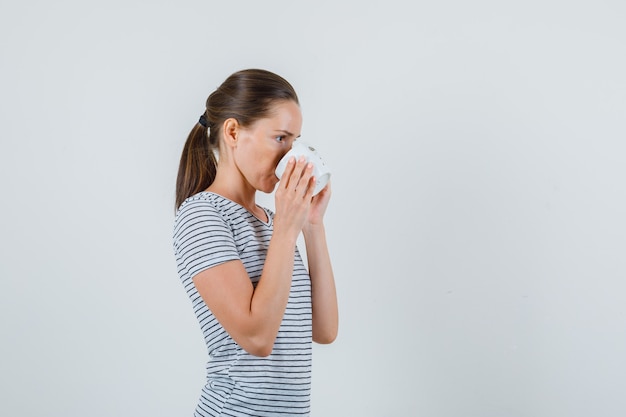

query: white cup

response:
[275,142,331,196]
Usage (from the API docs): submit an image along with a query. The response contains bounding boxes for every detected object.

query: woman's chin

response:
[259,178,278,194]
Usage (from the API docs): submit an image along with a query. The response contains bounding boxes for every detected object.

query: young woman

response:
[173,69,338,416]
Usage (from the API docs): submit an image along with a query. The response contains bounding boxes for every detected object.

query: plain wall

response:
[1,1,625,416]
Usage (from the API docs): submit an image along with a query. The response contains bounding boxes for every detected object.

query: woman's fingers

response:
[295,164,314,196]
[280,157,297,189]
[274,157,316,238]
[281,157,314,196]
[303,174,316,199]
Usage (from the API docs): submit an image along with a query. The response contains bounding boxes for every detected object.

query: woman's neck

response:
[207,169,258,214]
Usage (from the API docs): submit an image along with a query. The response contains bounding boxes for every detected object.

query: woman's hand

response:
[273,157,316,240]
[306,182,331,228]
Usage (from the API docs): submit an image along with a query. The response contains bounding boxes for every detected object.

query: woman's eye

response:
[275,135,285,142]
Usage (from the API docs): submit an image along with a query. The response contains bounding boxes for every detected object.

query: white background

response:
[1,1,625,416]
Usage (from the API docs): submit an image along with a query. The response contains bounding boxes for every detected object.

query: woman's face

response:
[234,100,302,193]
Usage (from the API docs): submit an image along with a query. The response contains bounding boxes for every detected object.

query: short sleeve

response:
[173,199,240,280]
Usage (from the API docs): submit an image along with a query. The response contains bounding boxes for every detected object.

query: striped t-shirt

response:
[173,192,313,417]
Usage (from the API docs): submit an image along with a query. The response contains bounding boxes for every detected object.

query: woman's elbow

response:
[241,336,276,357]
[247,344,274,357]
[313,330,338,345]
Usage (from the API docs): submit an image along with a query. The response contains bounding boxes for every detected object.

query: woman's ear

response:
[222,118,240,149]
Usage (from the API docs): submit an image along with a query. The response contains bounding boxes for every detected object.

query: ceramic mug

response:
[275,142,331,196]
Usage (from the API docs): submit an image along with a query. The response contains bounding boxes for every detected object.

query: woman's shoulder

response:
[175,192,246,223]
[176,192,218,217]
[173,193,238,244]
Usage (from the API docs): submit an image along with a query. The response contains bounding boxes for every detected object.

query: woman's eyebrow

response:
[275,129,301,138]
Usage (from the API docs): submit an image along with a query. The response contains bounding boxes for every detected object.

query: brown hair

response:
[175,69,299,209]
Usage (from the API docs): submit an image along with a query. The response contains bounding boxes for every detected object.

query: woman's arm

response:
[192,228,299,357]
[303,184,338,344]
[303,222,338,344]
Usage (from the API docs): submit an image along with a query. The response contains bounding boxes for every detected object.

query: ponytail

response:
[175,122,217,209]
